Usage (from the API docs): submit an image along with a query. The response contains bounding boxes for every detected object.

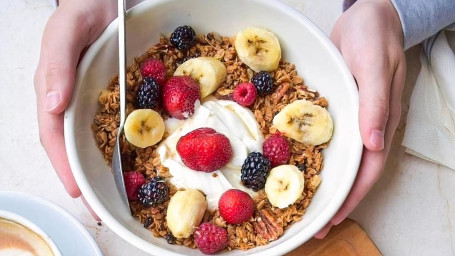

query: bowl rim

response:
[64,0,362,255]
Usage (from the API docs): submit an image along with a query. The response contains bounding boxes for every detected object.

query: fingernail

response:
[45,90,61,111]
[331,217,343,226]
[370,129,384,150]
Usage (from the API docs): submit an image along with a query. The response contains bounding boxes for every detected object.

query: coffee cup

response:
[0,210,61,256]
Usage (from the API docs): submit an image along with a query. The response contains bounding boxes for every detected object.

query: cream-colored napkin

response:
[402,27,455,170]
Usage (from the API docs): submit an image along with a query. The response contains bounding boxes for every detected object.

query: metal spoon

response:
[112,0,129,210]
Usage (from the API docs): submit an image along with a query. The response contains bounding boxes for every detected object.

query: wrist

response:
[354,0,404,48]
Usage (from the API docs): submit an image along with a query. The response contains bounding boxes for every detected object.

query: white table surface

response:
[1,0,454,255]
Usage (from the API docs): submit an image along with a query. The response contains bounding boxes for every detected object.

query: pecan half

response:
[253,209,284,241]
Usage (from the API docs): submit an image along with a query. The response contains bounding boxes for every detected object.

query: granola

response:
[92,31,327,251]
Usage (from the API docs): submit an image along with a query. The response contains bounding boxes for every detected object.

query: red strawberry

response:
[123,171,146,201]
[194,223,228,254]
[262,134,290,167]
[176,128,232,172]
[162,76,200,119]
[232,82,257,107]
[218,189,254,224]
[140,58,166,84]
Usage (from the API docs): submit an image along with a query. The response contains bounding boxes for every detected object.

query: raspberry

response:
[140,58,166,84]
[170,25,197,51]
[218,189,255,224]
[232,82,257,107]
[194,223,228,254]
[177,128,232,172]
[263,134,291,167]
[162,76,200,119]
[123,171,146,201]
[137,176,169,207]
[251,71,275,95]
[241,152,271,191]
[136,77,160,109]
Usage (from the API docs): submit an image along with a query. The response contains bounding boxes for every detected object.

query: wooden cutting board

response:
[285,219,382,256]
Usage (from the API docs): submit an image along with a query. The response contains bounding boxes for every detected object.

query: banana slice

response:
[166,189,207,238]
[234,27,281,72]
[124,109,165,148]
[174,57,227,99]
[265,165,304,209]
[272,99,333,145]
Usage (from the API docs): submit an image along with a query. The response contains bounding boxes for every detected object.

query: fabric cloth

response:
[402,27,455,170]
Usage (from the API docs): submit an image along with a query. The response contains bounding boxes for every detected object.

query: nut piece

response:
[308,175,321,190]
[166,189,207,238]
[253,209,284,241]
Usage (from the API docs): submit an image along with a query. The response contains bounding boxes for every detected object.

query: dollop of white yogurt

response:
[157,99,264,210]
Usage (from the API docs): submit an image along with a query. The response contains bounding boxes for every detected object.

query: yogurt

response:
[157,99,264,210]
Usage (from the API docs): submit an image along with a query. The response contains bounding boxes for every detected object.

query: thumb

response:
[40,5,92,114]
[354,56,391,151]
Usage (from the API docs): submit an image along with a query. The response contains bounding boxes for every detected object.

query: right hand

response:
[315,0,406,237]
[34,0,116,212]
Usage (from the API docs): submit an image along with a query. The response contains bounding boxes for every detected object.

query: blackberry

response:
[241,152,271,191]
[138,176,169,207]
[136,77,160,109]
[177,52,200,65]
[165,234,176,244]
[297,163,306,172]
[143,217,153,228]
[251,71,275,95]
[170,25,197,51]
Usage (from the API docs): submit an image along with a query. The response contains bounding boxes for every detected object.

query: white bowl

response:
[65,0,362,255]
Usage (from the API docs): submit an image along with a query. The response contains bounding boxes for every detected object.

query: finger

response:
[40,6,92,114]
[35,100,82,198]
[314,222,333,239]
[331,58,405,225]
[81,195,101,221]
[353,46,392,152]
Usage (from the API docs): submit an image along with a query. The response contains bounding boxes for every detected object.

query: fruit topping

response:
[140,58,166,84]
[124,109,165,148]
[251,71,275,95]
[170,25,197,51]
[165,234,176,244]
[194,223,228,254]
[123,171,146,201]
[234,27,281,72]
[265,165,304,209]
[162,76,201,119]
[240,152,271,191]
[218,189,255,225]
[232,82,257,107]
[166,189,207,238]
[136,77,161,109]
[174,57,227,99]
[138,176,169,207]
[272,99,333,145]
[176,128,232,172]
[262,134,291,167]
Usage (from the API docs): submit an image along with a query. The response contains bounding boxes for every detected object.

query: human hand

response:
[315,0,406,238]
[34,0,116,214]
